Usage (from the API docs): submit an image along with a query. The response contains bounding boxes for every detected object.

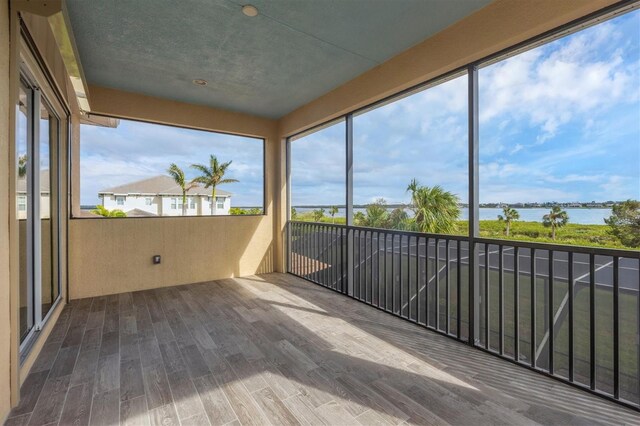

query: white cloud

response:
[479,20,638,143]
[510,144,524,155]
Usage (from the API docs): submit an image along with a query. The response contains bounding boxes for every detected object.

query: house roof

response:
[98,175,232,197]
[126,208,158,217]
[17,170,50,194]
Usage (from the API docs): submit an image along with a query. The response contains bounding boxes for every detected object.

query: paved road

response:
[292,230,640,291]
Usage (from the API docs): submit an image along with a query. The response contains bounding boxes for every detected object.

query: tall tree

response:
[406,179,460,234]
[361,199,390,228]
[329,206,339,223]
[312,208,325,222]
[497,206,520,236]
[542,206,569,240]
[605,200,640,248]
[389,207,410,230]
[167,163,197,216]
[190,155,238,215]
[18,155,27,178]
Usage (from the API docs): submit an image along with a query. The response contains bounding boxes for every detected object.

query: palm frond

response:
[191,176,211,188]
[218,178,239,185]
[167,163,186,188]
[190,163,212,176]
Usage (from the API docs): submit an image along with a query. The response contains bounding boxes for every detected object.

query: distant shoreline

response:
[291,205,619,209]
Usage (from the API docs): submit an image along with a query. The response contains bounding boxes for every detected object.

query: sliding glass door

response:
[17,61,63,349]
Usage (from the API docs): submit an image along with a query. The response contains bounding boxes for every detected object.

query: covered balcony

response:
[0,0,639,425]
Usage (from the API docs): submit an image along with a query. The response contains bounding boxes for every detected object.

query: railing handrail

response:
[475,236,640,259]
[289,221,469,241]
[289,221,640,258]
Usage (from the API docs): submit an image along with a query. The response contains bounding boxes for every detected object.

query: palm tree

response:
[91,205,127,218]
[190,155,239,215]
[542,206,569,240]
[361,199,390,228]
[389,207,410,230]
[18,155,27,178]
[312,208,325,222]
[167,163,197,216]
[406,179,460,234]
[497,206,520,236]
[329,206,339,223]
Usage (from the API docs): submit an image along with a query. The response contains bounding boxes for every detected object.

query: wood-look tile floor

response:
[6,273,639,426]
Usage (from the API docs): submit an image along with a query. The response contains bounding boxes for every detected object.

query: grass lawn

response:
[292,213,635,250]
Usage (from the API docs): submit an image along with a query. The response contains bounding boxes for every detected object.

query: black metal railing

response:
[288,222,348,294]
[287,221,640,410]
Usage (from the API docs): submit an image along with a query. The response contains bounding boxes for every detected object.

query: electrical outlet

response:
[153,255,161,265]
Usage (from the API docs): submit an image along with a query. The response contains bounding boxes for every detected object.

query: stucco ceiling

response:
[65,0,492,119]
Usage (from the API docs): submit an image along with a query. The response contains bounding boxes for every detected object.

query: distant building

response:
[98,175,231,217]
[17,172,50,220]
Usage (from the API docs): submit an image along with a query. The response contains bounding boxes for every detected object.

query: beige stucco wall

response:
[1,0,12,420]
[68,87,281,299]
[70,215,275,298]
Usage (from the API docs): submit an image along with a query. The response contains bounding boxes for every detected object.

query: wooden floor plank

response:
[282,394,328,426]
[4,413,32,426]
[120,358,145,402]
[94,354,119,395]
[166,369,207,421]
[192,374,237,426]
[89,389,120,426]
[9,370,50,417]
[222,380,271,426]
[59,382,93,426]
[120,395,149,426]
[70,349,99,387]
[27,375,71,426]
[48,345,80,379]
[142,363,173,411]
[148,404,179,426]
[251,386,301,426]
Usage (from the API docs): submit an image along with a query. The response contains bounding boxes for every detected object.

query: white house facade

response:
[17,172,50,220]
[98,175,232,217]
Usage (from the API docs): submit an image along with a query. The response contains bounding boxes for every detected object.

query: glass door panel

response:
[17,65,63,348]
[17,81,33,342]
[39,101,58,319]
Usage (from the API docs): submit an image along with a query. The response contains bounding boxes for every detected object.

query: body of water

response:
[293,207,612,225]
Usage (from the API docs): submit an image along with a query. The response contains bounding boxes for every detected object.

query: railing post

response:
[468,64,480,346]
[346,114,354,297]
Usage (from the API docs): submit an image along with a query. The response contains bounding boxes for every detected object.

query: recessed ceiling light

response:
[192,79,208,86]
[242,5,258,17]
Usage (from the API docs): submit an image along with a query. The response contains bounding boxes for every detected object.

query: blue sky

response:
[291,10,640,206]
[80,121,264,206]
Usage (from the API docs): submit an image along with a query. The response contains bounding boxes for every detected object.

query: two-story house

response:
[98,175,231,216]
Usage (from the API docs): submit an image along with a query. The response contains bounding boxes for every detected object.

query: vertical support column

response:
[468,65,480,346]
[285,138,292,273]
[346,114,354,296]
[612,256,619,399]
